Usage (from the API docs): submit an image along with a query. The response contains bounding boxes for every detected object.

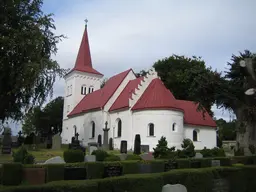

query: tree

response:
[22,96,64,136]
[0,0,67,122]
[152,55,223,115]
[216,118,236,141]
[215,50,256,154]
[100,78,108,88]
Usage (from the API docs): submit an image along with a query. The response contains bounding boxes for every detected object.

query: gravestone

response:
[84,155,96,162]
[212,179,229,192]
[164,160,178,172]
[140,153,154,161]
[89,145,98,155]
[120,140,127,154]
[195,152,203,158]
[64,167,86,180]
[44,156,65,164]
[118,154,128,161]
[52,134,61,150]
[1,129,12,154]
[139,164,151,173]
[162,184,187,192]
[211,160,221,167]
[141,145,150,153]
[103,122,110,150]
[103,165,123,178]
[88,142,98,147]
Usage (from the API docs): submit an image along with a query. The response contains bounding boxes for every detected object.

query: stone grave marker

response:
[120,140,127,154]
[44,156,65,164]
[164,160,178,172]
[89,145,98,155]
[118,154,128,161]
[212,178,229,192]
[141,145,150,153]
[140,153,154,161]
[85,155,96,162]
[162,184,187,192]
[195,152,203,158]
[52,134,61,150]
[211,160,221,167]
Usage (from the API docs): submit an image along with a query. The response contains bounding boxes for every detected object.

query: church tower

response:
[63,22,103,120]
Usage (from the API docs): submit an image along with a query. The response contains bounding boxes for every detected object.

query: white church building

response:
[61,25,217,151]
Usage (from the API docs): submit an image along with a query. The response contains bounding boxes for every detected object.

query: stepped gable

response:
[109,76,144,112]
[68,25,102,76]
[131,78,183,111]
[68,69,131,117]
[176,100,217,127]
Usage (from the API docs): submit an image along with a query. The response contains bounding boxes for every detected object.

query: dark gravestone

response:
[120,140,127,154]
[212,179,229,192]
[190,161,201,168]
[2,130,12,154]
[64,167,87,180]
[139,164,151,174]
[109,138,113,150]
[103,122,110,150]
[164,161,178,172]
[141,145,150,153]
[97,134,102,147]
[103,166,123,178]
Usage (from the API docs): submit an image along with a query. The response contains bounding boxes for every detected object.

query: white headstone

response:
[211,160,221,167]
[44,156,65,164]
[89,146,98,155]
[162,184,187,192]
[195,152,203,158]
[85,155,96,162]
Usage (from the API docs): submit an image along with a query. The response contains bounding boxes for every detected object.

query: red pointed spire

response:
[72,22,102,76]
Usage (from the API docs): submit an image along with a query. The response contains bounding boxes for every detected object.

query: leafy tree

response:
[215,50,256,154]
[153,55,223,115]
[0,0,67,122]
[100,78,108,88]
[22,96,64,136]
[216,118,236,141]
[136,70,148,77]
[153,136,175,158]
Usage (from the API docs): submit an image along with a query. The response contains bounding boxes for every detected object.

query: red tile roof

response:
[109,77,144,111]
[176,100,217,127]
[69,26,102,76]
[131,78,183,111]
[68,69,131,117]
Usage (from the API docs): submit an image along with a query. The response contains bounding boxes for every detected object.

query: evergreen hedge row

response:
[1,155,256,186]
[2,166,256,192]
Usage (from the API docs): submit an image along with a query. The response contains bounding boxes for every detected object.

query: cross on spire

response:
[84,18,88,27]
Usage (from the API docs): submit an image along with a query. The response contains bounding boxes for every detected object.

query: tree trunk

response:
[235,108,256,155]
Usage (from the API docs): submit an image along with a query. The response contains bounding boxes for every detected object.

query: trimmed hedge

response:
[46,164,65,182]
[2,166,256,192]
[2,163,22,186]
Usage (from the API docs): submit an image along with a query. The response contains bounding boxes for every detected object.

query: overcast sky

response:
[8,0,256,134]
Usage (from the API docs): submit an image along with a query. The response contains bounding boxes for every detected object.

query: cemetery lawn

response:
[0,149,64,163]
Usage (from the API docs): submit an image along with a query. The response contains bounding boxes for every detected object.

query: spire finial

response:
[84,18,88,27]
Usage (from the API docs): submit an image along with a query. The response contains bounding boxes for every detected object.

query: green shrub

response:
[92,149,109,161]
[200,147,213,157]
[249,145,256,154]
[12,146,35,164]
[0,166,2,184]
[86,162,104,179]
[63,149,84,163]
[104,155,120,162]
[234,147,244,156]
[232,156,254,165]
[176,159,190,168]
[201,147,226,158]
[2,163,22,186]
[180,138,196,158]
[150,160,165,173]
[126,154,142,160]
[134,134,141,155]
[46,164,64,182]
[153,136,175,158]
[214,157,231,166]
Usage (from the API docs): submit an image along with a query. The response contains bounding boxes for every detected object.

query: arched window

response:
[117,119,122,137]
[91,121,95,138]
[81,85,87,95]
[88,86,94,94]
[148,123,154,136]
[193,129,199,141]
[172,123,177,132]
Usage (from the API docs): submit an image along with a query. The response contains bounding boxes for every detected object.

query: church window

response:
[91,121,95,138]
[81,85,87,95]
[193,129,199,141]
[172,123,177,132]
[117,119,122,137]
[148,123,154,136]
[88,86,94,94]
